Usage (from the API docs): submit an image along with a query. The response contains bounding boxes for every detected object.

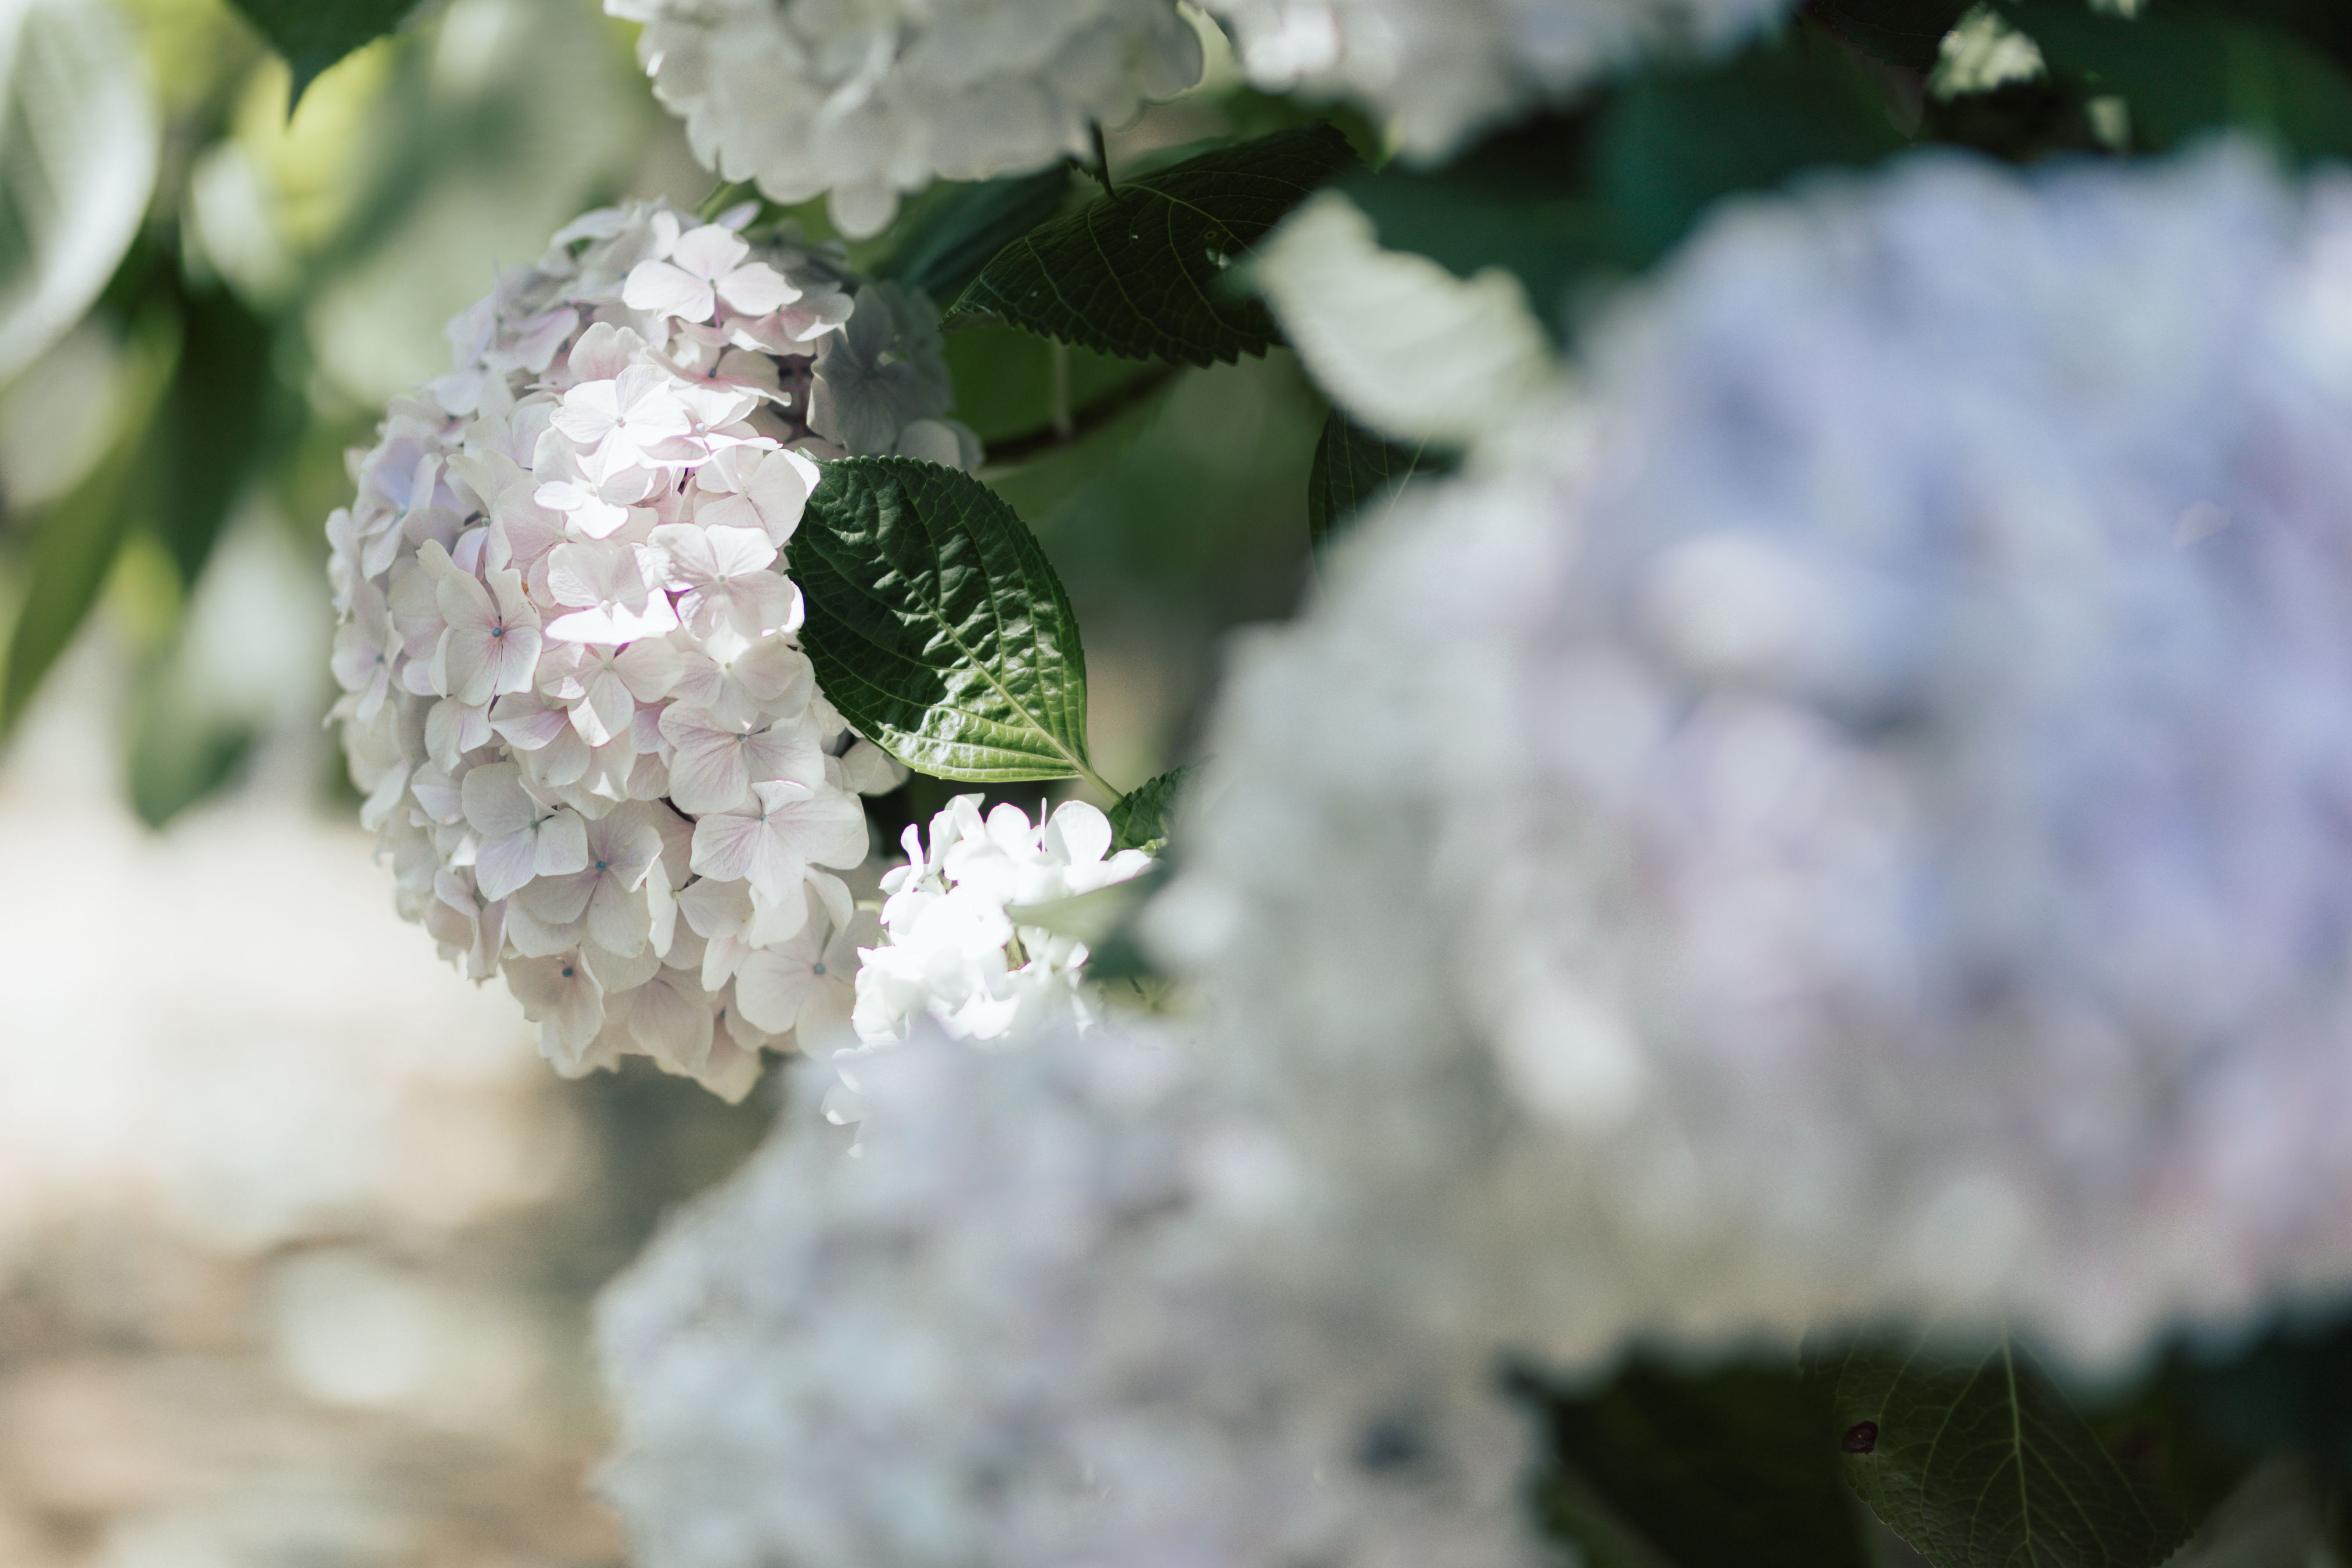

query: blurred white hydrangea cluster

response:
[606,0,1205,238]
[598,1023,1543,1568]
[326,197,981,1101]
[1160,143,2352,1374]
[1202,0,1796,157]
[853,794,1155,1046]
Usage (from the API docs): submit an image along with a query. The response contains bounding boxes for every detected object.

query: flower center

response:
[811,961,826,976]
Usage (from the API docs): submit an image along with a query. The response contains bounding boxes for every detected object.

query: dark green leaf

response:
[225,0,422,110]
[1108,767,1189,853]
[159,283,280,587]
[1526,1359,1871,1568]
[127,689,254,827]
[2,307,178,738]
[1307,411,1448,549]
[2001,0,2352,161]
[880,165,1077,306]
[1812,0,1974,69]
[793,456,1096,784]
[1595,32,1911,263]
[1832,1333,2186,1568]
[951,124,1360,366]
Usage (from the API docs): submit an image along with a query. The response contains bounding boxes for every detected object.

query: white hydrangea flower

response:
[851,793,1155,1047]
[596,1022,1544,1568]
[325,199,966,1101]
[1200,0,1797,157]
[606,0,1206,239]
[1153,143,2352,1375]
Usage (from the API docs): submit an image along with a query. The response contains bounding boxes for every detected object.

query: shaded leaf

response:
[1812,0,1975,69]
[1108,766,1189,853]
[880,164,1077,306]
[2001,0,2352,161]
[159,283,280,587]
[1307,411,1448,549]
[225,0,422,110]
[1595,30,1910,263]
[793,456,1095,783]
[1832,1333,2186,1568]
[1524,1359,1871,1568]
[952,123,1360,365]
[2,305,178,736]
[0,0,157,384]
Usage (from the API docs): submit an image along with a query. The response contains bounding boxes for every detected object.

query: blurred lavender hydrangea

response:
[1200,0,1796,158]
[1157,143,2352,1375]
[596,1024,1544,1568]
[606,0,1206,238]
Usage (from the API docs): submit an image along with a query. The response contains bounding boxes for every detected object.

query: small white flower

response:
[649,523,803,636]
[688,779,868,904]
[623,221,801,325]
[462,763,590,902]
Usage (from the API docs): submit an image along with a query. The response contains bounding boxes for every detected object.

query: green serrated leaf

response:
[1307,411,1450,550]
[1109,766,1189,853]
[880,165,1078,306]
[225,0,421,110]
[951,123,1360,366]
[1528,1360,1872,1568]
[793,456,1097,785]
[1833,1334,2187,1568]
[1814,0,1976,69]
[2,305,178,739]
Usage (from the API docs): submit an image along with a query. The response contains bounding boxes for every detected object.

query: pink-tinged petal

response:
[475,831,541,902]
[624,258,717,322]
[461,763,536,839]
[625,972,713,1074]
[646,857,678,957]
[647,523,718,588]
[615,638,681,700]
[567,322,645,383]
[689,812,765,884]
[776,787,872,870]
[520,869,599,924]
[547,599,679,645]
[712,571,801,636]
[678,876,752,940]
[702,524,778,578]
[490,690,571,750]
[523,726,594,789]
[736,638,815,713]
[585,877,651,955]
[732,944,816,1034]
[534,810,591,877]
[716,260,797,317]
[702,932,748,992]
[743,718,825,788]
[673,223,750,281]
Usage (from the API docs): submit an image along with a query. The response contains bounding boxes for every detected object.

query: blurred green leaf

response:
[1526,1359,1871,1568]
[0,0,157,384]
[1595,31,1911,263]
[1108,766,1189,853]
[2002,0,2352,161]
[794,456,1099,785]
[158,283,280,588]
[1812,0,1975,69]
[1306,411,1448,549]
[880,165,1078,307]
[225,0,422,110]
[127,676,254,828]
[1,305,178,738]
[1832,1333,2187,1568]
[952,123,1360,365]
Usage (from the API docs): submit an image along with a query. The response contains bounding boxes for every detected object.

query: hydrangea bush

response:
[134,0,2352,1563]
[328,199,961,1100]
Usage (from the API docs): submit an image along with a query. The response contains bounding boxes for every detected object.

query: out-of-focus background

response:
[0,0,1321,1560]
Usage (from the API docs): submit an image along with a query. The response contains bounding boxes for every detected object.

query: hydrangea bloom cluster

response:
[597,1023,1542,1568]
[605,0,1205,239]
[1156,143,2352,1374]
[852,794,1156,1046]
[326,199,976,1101]
[1202,0,1795,157]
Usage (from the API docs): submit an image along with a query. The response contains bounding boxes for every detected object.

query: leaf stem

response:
[981,364,1181,468]
[1090,122,1116,195]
